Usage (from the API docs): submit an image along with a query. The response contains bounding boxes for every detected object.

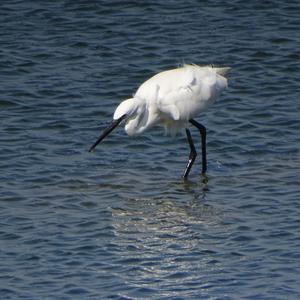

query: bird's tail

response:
[214,67,231,76]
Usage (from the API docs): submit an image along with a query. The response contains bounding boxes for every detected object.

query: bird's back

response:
[113,65,229,136]
[132,65,229,135]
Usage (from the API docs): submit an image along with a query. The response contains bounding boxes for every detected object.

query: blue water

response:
[1,1,300,299]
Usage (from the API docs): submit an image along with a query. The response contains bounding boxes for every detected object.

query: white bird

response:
[89,64,229,178]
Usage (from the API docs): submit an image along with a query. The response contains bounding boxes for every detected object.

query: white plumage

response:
[113,64,229,136]
[89,64,230,178]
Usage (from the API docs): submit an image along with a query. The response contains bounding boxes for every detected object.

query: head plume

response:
[214,67,231,76]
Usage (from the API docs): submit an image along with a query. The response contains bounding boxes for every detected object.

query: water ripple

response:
[1,0,300,299]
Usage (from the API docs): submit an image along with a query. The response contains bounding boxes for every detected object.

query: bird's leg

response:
[189,119,207,174]
[183,128,197,179]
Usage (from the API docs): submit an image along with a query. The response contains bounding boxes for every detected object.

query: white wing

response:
[133,65,228,135]
[157,66,220,121]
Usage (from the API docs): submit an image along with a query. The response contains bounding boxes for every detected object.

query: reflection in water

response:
[110,186,224,295]
[182,173,210,193]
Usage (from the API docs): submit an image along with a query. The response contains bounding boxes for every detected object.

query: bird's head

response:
[113,98,138,120]
[88,98,138,152]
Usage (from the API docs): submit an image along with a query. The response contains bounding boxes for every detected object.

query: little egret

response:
[89,64,229,178]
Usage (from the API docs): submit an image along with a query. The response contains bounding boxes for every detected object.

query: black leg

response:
[189,119,207,174]
[183,128,197,179]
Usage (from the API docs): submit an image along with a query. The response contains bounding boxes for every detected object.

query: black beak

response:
[89,115,127,152]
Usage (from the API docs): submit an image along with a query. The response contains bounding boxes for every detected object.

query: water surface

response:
[1,1,300,299]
